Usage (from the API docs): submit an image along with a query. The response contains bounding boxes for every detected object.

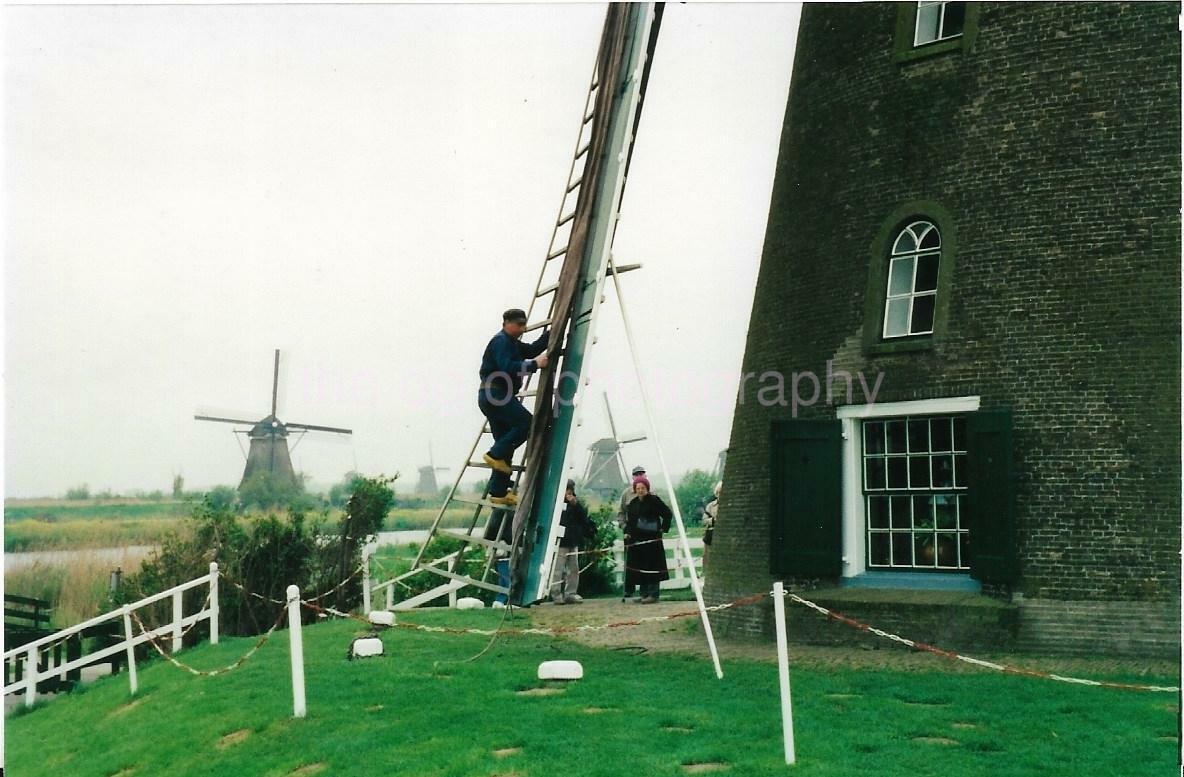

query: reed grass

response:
[3,548,153,628]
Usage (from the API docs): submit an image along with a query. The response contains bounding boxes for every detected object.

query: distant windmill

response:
[712,448,728,480]
[415,442,450,496]
[195,350,352,490]
[580,394,645,501]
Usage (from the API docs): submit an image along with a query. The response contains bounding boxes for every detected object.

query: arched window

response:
[882,220,940,339]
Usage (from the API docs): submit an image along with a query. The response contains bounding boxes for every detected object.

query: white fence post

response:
[613,541,624,589]
[23,645,37,708]
[122,606,138,696]
[172,590,184,653]
[362,545,373,615]
[286,585,306,718]
[385,584,394,611]
[772,581,796,766]
[209,562,220,645]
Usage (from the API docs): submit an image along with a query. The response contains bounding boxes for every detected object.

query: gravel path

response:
[526,597,1181,680]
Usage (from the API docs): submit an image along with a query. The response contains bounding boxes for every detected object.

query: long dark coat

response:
[624,493,673,588]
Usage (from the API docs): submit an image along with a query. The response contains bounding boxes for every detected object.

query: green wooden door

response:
[964,409,1019,583]
[770,420,843,577]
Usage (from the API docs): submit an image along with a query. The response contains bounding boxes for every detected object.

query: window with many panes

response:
[863,416,968,571]
[914,1,967,46]
[883,220,940,339]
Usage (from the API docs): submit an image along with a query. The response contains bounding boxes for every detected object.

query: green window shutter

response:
[964,409,1019,583]
[770,420,843,577]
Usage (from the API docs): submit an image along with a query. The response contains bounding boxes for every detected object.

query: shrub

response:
[65,484,90,501]
[204,485,238,511]
[121,475,397,638]
[674,469,716,526]
[576,504,619,596]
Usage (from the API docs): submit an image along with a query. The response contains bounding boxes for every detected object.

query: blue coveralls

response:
[478,328,548,497]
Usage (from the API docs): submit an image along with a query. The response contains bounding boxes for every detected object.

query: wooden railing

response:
[1,563,219,708]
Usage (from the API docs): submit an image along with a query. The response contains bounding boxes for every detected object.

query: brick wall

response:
[708,2,1181,653]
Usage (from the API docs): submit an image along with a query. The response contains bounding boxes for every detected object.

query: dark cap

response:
[502,308,527,324]
[566,479,576,491]
[631,465,646,475]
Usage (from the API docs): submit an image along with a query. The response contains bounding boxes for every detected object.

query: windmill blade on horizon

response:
[603,393,620,441]
[285,421,353,435]
[194,411,262,426]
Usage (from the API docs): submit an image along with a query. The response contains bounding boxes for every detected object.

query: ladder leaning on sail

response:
[374,60,605,612]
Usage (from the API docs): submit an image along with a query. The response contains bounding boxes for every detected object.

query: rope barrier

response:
[298,592,769,638]
[129,605,287,678]
[120,563,1179,698]
[220,565,365,607]
[783,590,1180,693]
[129,590,214,642]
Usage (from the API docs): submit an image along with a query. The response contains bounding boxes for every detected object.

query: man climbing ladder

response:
[478,308,549,505]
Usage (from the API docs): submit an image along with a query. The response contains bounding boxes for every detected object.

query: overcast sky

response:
[3,2,801,499]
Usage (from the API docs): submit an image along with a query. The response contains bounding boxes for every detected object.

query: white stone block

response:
[456,597,485,610]
[368,611,395,627]
[351,636,384,659]
[537,660,583,681]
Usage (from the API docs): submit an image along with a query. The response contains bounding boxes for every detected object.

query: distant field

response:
[3,498,479,553]
[4,500,191,553]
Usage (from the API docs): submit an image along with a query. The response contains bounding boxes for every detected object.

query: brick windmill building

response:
[708,2,1180,656]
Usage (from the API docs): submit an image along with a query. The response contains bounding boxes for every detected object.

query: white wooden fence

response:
[2,562,220,708]
[363,537,706,609]
[612,537,704,590]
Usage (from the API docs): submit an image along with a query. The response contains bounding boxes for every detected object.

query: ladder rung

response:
[536,282,558,297]
[566,176,583,193]
[557,210,576,227]
[518,389,539,398]
[391,580,465,611]
[547,246,568,261]
[421,565,508,595]
[583,111,595,125]
[394,548,475,583]
[467,460,527,472]
[525,318,551,333]
[451,496,519,512]
[436,529,512,554]
[575,142,591,158]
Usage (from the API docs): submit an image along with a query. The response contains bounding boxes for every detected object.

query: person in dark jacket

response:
[550,480,596,604]
[623,476,672,603]
[478,308,549,505]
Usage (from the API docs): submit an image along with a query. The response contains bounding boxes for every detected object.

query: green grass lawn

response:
[6,610,1179,777]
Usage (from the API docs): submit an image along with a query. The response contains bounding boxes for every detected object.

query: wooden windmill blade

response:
[194,413,261,426]
[285,421,352,435]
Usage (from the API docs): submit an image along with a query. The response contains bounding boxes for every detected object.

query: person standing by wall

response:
[550,480,595,604]
[617,465,646,599]
[623,476,672,603]
[701,481,721,572]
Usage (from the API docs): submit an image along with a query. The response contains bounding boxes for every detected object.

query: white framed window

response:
[914,1,967,46]
[837,396,980,579]
[882,220,940,339]
[862,416,968,570]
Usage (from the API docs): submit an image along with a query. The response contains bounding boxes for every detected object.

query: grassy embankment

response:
[5,609,1179,777]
